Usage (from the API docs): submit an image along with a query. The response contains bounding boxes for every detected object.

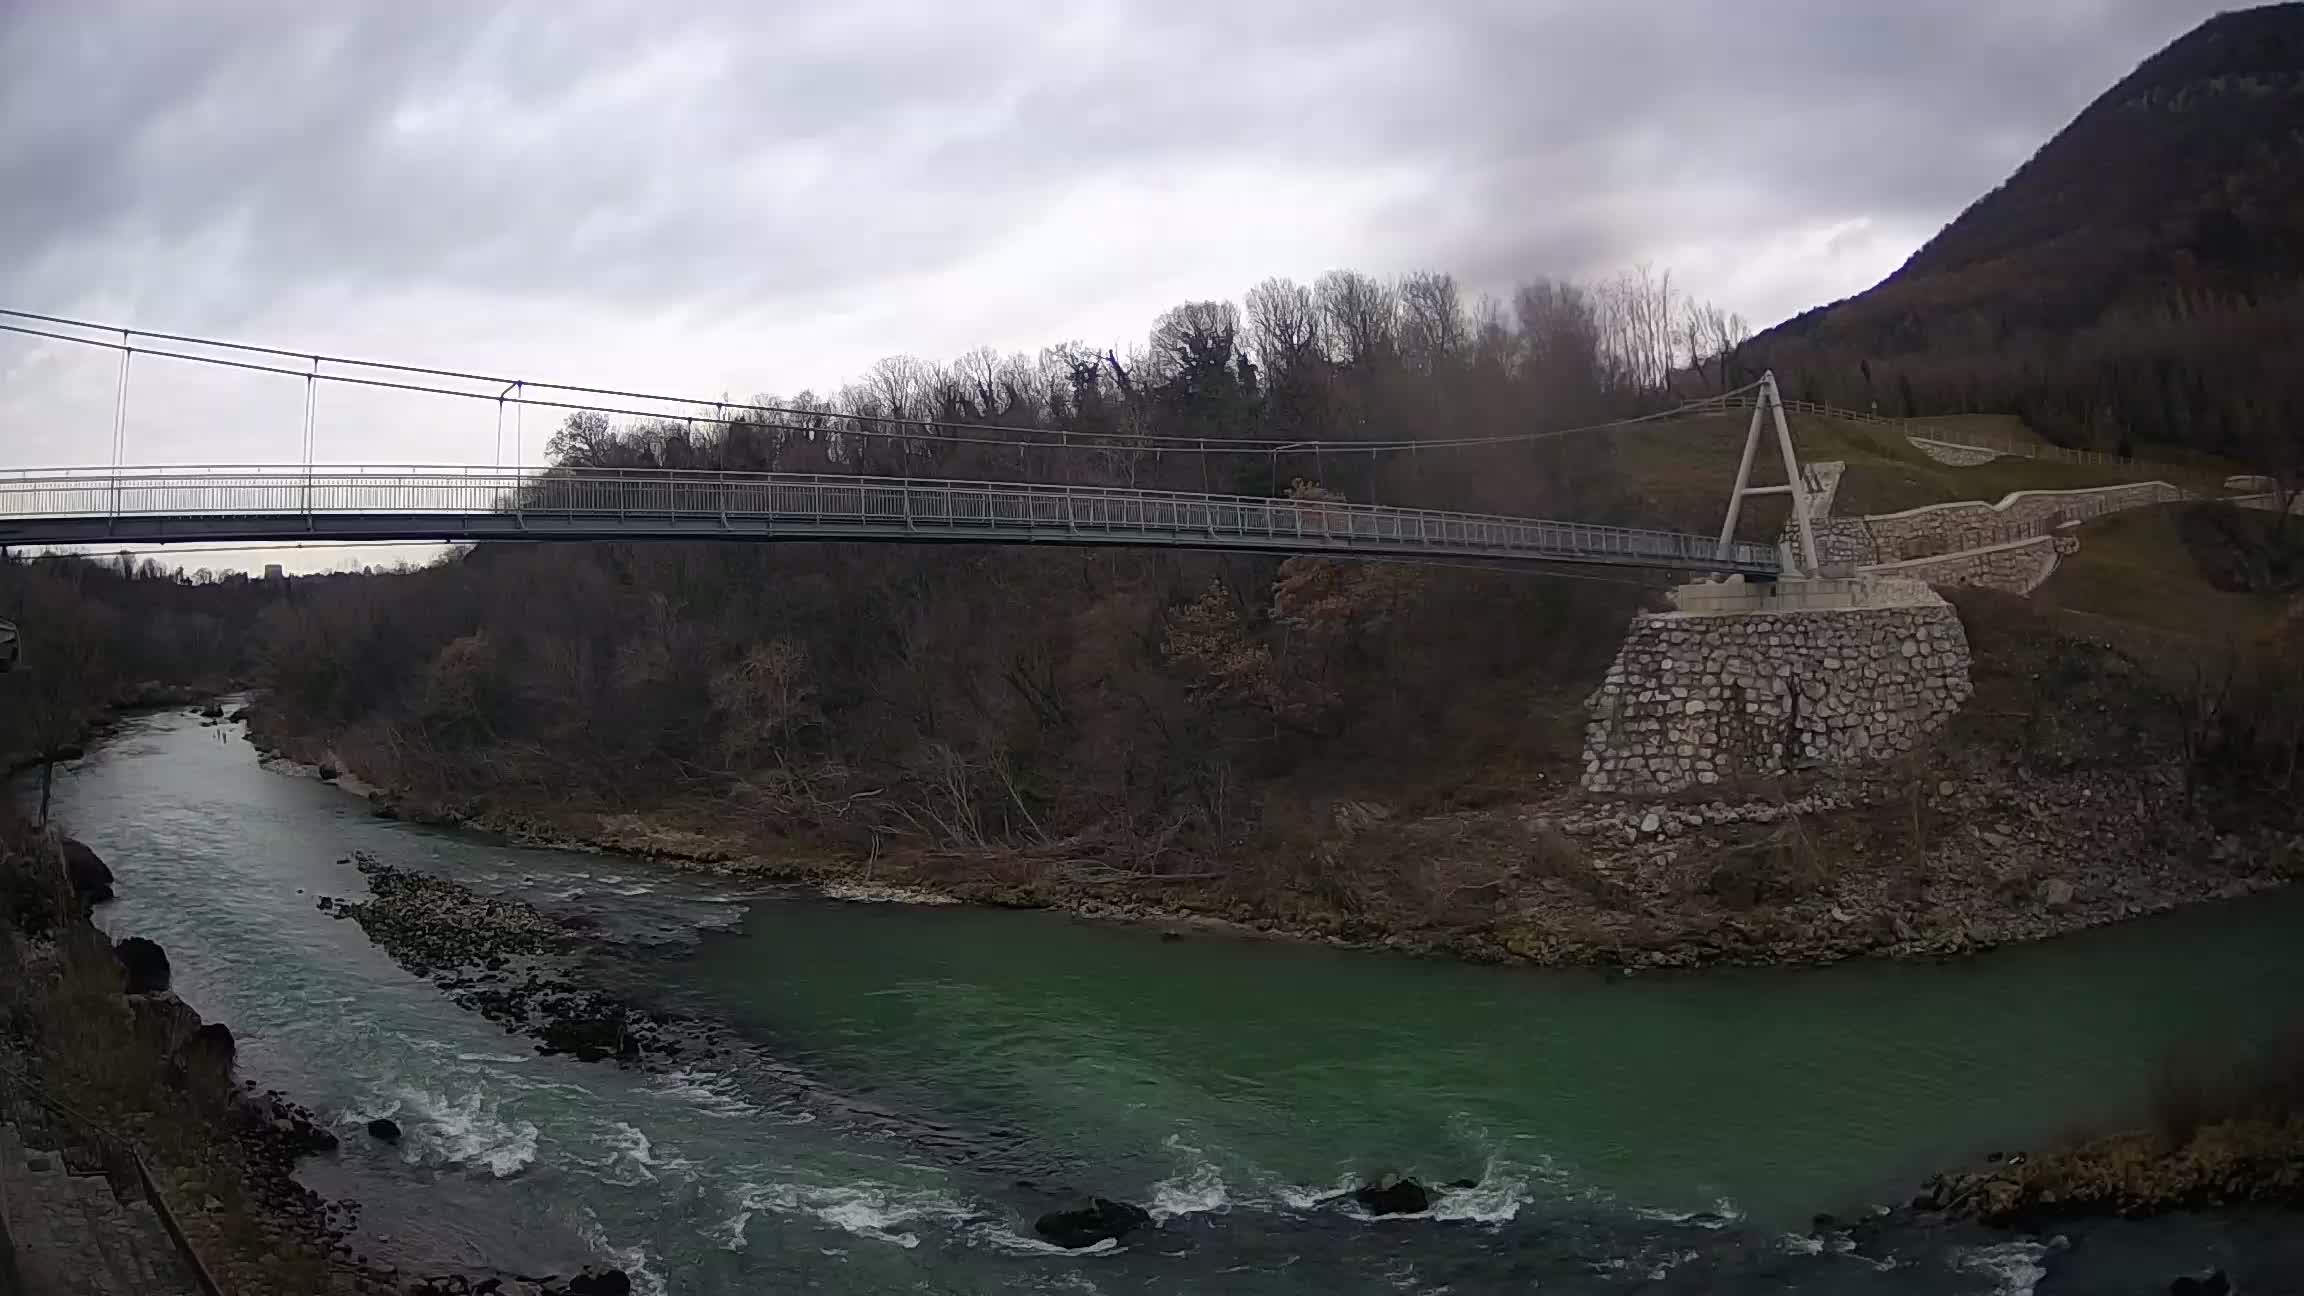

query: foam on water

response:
[1148,1134,1231,1220]
[367,1085,541,1178]
[1630,1196,1744,1229]
[646,1068,763,1120]
[722,1177,980,1251]
[588,1121,698,1186]
[575,1209,669,1296]
[974,1225,1121,1258]
[1430,1173,1532,1224]
[1275,1172,1361,1212]
[1273,1150,1551,1225]
[1956,1241,2051,1296]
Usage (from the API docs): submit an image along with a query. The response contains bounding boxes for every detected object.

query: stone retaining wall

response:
[1581,595,1973,796]
[1780,463,1867,563]
[1859,535,2075,596]
[1809,517,1878,565]
[1909,437,2007,466]
[1863,481,2186,561]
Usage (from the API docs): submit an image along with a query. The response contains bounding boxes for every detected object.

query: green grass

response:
[1595,410,2237,541]
[1584,408,2266,654]
[2037,504,2288,651]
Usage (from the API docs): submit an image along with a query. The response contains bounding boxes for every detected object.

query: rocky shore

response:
[271,728,2299,974]
[7,836,638,1296]
[1907,1119,2304,1228]
[233,590,2304,976]
[317,855,730,1068]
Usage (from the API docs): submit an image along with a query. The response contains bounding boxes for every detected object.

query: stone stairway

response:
[1,1122,202,1296]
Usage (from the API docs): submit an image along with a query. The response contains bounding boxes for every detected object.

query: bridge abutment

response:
[1580,577,1972,796]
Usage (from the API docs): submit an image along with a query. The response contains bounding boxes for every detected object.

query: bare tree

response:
[1595,263,1681,393]
[1147,301,1245,385]
[1514,278,1603,395]
[1244,277,1322,384]
[1396,271,1469,378]
[1680,299,1752,393]
[1315,270,1397,370]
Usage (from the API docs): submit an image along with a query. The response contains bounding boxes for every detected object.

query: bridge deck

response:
[0,467,1781,574]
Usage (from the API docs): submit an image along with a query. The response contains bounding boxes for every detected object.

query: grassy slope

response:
[2038,504,2290,654]
[1604,406,2277,657]
[1600,410,2233,540]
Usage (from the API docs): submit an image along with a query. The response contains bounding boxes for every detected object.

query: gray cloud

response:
[0,0,2241,572]
[2,0,2229,322]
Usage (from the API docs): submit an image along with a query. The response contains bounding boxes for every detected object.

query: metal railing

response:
[0,465,1784,574]
[0,1061,227,1296]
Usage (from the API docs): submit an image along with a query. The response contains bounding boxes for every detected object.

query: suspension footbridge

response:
[0,310,1813,576]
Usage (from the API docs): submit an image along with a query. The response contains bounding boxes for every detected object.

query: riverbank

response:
[250,716,2299,972]
[0,825,638,1295]
[36,705,2304,1292]
[238,593,2303,972]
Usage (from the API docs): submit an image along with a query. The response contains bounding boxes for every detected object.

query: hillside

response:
[1746,3,2304,467]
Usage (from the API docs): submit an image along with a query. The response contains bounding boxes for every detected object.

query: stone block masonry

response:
[1581,585,1973,796]
[1909,437,2007,466]
[1861,534,2076,597]
[1862,481,2187,561]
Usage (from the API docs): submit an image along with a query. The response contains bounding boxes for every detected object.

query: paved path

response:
[1,1122,200,1296]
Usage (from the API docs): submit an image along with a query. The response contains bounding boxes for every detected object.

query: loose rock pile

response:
[320,855,725,1067]
[318,857,567,975]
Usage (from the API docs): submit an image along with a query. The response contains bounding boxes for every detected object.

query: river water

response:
[32,709,2304,1294]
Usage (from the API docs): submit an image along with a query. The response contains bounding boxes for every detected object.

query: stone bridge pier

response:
[1580,576,1973,795]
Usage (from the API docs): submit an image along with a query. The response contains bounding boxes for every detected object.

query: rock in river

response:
[1352,1178,1432,1215]
[366,1118,402,1144]
[1035,1198,1152,1249]
[61,837,114,906]
[115,935,171,994]
[563,1269,635,1296]
[185,1021,237,1068]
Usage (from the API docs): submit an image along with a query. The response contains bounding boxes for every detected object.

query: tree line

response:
[535,264,1749,523]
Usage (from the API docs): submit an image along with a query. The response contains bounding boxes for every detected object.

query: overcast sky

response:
[0,0,2235,570]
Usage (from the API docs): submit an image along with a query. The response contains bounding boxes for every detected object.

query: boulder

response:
[1351,1178,1432,1216]
[184,1022,237,1068]
[199,703,226,719]
[366,1118,402,1144]
[536,1009,634,1063]
[115,936,171,994]
[127,991,203,1050]
[285,1116,340,1155]
[227,707,251,723]
[2039,878,2077,909]
[1034,1198,1152,1249]
[563,1270,634,1296]
[317,763,341,781]
[61,838,114,906]
[2171,1271,2231,1296]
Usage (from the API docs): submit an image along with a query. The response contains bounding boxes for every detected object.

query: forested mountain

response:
[1746,3,2304,471]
